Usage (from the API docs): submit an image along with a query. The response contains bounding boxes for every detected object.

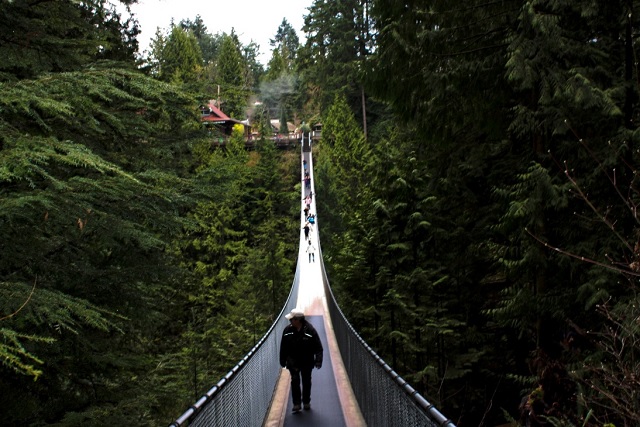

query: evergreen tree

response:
[0,63,206,423]
[0,1,301,424]
[1,1,202,423]
[0,0,139,81]
[242,40,265,92]
[300,0,374,127]
[500,0,635,371]
[159,26,204,87]
[146,27,166,77]
[316,93,504,418]
[265,48,286,81]
[216,32,251,119]
[179,15,221,65]
[172,123,298,412]
[270,18,300,65]
[358,0,640,423]
[262,20,302,132]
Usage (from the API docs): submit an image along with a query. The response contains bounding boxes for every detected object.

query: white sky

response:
[120,0,313,65]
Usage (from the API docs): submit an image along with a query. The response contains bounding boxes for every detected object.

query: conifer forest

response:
[1,0,640,426]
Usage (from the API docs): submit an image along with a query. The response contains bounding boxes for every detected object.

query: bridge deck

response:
[263,150,365,427]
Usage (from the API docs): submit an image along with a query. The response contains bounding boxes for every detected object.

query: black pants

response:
[289,366,313,405]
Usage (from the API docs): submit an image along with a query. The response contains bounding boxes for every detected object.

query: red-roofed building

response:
[200,101,250,139]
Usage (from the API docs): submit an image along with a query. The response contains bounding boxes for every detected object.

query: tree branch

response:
[0,277,37,321]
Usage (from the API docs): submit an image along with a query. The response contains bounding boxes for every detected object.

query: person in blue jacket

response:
[279,308,323,413]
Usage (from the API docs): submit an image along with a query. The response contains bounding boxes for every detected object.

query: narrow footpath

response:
[263,149,365,427]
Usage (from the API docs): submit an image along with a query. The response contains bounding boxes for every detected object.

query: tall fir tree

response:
[300,0,375,129]
[216,32,251,119]
[159,26,204,88]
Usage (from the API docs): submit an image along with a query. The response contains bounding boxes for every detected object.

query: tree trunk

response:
[361,86,367,140]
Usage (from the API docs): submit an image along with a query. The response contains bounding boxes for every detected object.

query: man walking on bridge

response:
[280,308,323,413]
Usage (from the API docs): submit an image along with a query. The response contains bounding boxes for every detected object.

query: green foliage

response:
[146,18,263,113]
[215,33,251,119]
[300,0,373,116]
[261,19,303,128]
[4,0,640,425]
[159,26,204,86]
[0,327,53,378]
[0,72,297,425]
[0,0,139,80]
[322,0,640,425]
[0,57,206,422]
[0,4,300,423]
[317,105,499,415]
[270,18,300,66]
[180,15,221,65]
[0,2,297,425]
[170,130,299,414]
[241,40,265,91]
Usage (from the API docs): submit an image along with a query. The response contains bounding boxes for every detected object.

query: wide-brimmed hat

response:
[285,308,305,320]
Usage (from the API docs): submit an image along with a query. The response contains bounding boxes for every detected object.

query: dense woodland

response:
[1,0,639,426]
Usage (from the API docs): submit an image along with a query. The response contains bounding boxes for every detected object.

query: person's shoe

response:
[304,403,311,411]
[292,404,301,413]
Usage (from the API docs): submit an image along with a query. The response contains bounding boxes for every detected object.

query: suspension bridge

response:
[169,136,457,427]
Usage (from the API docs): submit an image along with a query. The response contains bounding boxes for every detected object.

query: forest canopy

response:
[1,0,640,426]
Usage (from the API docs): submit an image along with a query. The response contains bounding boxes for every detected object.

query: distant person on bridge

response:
[303,223,312,240]
[280,308,323,413]
[306,239,316,263]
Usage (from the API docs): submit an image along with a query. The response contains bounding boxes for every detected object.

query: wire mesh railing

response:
[168,262,300,427]
[317,250,456,427]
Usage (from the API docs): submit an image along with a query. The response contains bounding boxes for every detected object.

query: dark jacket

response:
[279,319,323,370]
